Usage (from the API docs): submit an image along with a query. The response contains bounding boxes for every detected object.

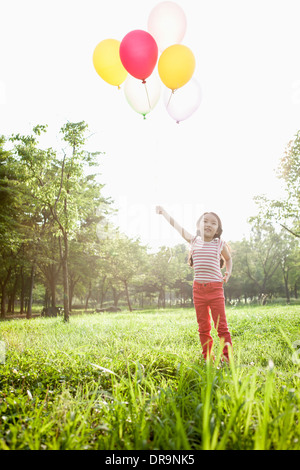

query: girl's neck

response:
[199,234,214,242]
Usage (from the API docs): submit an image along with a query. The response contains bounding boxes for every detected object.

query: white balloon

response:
[164,77,202,123]
[147,1,187,52]
[124,73,161,118]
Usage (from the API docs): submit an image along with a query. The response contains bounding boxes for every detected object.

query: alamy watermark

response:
[291,80,300,105]
[96,198,205,244]
[0,341,6,364]
[291,340,300,365]
[0,81,6,105]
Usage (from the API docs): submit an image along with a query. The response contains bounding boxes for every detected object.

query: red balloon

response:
[119,30,158,81]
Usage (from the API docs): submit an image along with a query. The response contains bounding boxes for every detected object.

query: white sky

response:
[1,0,300,251]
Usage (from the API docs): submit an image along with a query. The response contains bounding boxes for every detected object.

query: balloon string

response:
[142,80,152,110]
[166,90,175,109]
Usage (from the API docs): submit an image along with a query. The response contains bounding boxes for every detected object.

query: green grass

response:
[0,305,300,450]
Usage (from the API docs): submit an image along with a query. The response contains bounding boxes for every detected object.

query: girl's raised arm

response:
[156,206,194,243]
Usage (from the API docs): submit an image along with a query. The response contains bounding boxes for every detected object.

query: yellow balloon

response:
[93,39,128,87]
[158,45,195,90]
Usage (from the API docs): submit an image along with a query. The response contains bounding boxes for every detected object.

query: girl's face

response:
[197,213,220,241]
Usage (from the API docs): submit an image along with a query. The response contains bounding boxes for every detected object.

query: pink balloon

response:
[119,30,158,81]
[148,1,187,52]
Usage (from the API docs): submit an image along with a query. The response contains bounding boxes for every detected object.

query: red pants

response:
[193,281,232,360]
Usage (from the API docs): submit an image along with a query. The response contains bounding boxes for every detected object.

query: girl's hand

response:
[156,206,164,215]
[223,272,231,283]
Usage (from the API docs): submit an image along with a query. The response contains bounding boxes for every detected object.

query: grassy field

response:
[0,305,300,450]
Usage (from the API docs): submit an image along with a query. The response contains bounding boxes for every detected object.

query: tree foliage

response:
[254,129,300,238]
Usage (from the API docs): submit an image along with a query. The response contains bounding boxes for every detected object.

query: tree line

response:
[0,123,299,321]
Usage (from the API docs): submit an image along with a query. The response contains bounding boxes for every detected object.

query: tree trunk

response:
[27,264,35,319]
[50,281,56,308]
[59,234,69,322]
[99,275,107,308]
[0,267,12,319]
[124,280,132,312]
[20,266,25,314]
[69,276,79,312]
[284,274,290,304]
[85,281,92,310]
[111,286,121,308]
[1,287,6,319]
[62,257,69,322]
[45,289,50,309]
[7,296,12,314]
[162,289,166,308]
[158,289,166,308]
[11,274,19,314]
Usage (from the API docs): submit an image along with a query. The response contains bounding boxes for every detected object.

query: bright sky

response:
[1,0,300,251]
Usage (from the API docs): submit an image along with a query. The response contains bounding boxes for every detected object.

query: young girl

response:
[156,206,232,362]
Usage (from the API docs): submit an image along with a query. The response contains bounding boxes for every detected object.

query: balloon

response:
[93,39,128,87]
[148,1,187,51]
[124,73,161,119]
[158,44,195,90]
[119,30,158,81]
[164,77,202,123]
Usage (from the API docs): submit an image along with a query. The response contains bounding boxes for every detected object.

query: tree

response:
[289,250,300,299]
[5,122,109,321]
[223,240,257,303]
[148,246,177,308]
[278,233,300,303]
[33,121,106,321]
[171,244,193,306]
[0,135,26,317]
[239,220,282,303]
[8,125,56,318]
[254,129,300,238]
[101,233,148,311]
[36,228,62,309]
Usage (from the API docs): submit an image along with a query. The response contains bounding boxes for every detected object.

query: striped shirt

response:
[190,236,225,282]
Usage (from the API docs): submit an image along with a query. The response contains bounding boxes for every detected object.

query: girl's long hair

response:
[188,212,225,268]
